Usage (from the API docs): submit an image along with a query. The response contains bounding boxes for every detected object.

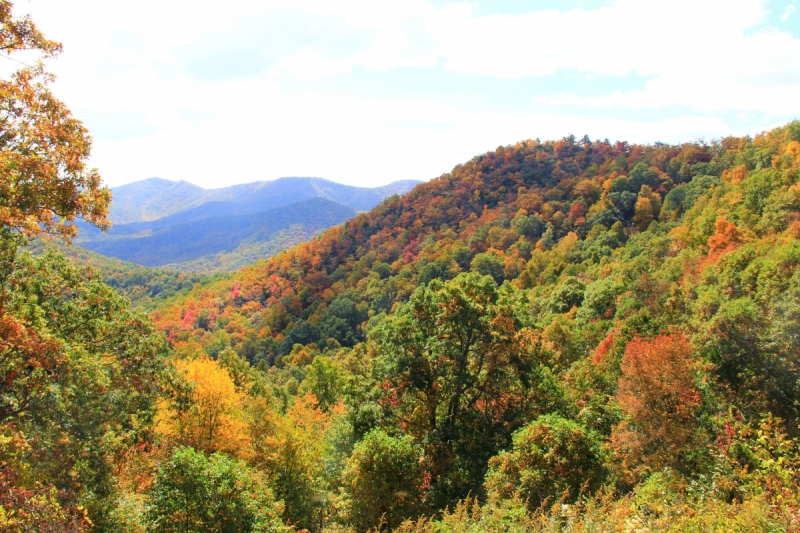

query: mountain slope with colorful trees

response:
[1,2,799,525]
[154,124,798,367]
[141,122,800,530]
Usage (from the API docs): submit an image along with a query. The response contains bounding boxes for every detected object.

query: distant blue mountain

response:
[76,177,421,272]
[106,176,422,225]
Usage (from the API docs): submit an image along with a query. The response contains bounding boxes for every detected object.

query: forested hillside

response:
[26,239,208,309]
[2,2,800,531]
[145,121,800,531]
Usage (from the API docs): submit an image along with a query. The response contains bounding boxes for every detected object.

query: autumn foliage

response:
[156,355,249,456]
[707,217,743,255]
[0,464,88,532]
[611,333,702,484]
[132,120,800,531]
[0,313,64,423]
[0,2,109,241]
[2,1,800,527]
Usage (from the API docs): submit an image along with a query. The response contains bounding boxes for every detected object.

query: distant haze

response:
[76,177,421,272]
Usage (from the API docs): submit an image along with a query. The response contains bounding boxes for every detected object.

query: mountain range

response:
[75,177,421,272]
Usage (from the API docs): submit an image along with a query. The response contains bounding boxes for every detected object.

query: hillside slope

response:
[147,123,800,529]
[155,131,731,354]
[26,239,208,309]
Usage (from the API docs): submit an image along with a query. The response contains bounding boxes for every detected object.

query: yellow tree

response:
[632,185,661,231]
[157,356,250,456]
[248,392,335,532]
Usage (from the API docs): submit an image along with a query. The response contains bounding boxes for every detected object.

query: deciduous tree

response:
[610,333,702,484]
[156,355,249,456]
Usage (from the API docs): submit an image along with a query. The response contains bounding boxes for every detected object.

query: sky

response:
[14,0,800,189]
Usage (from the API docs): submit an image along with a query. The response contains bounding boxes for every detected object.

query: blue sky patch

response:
[749,0,799,37]
[428,0,610,15]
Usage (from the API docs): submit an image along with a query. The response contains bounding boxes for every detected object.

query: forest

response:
[1,2,800,532]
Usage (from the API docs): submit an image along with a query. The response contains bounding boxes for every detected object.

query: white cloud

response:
[17,0,800,188]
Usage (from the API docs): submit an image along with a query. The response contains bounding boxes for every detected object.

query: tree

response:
[574,178,602,204]
[372,273,547,508]
[543,276,585,314]
[0,248,167,528]
[539,222,556,249]
[0,463,89,532]
[701,295,800,426]
[0,2,109,241]
[301,355,344,412]
[610,333,703,484]
[343,429,426,532]
[0,301,64,423]
[568,202,586,223]
[632,196,655,231]
[469,251,505,283]
[512,213,545,240]
[146,446,287,533]
[707,217,742,255]
[627,162,662,192]
[248,393,332,532]
[607,177,638,220]
[484,414,607,510]
[156,355,249,456]
[632,184,662,231]
[0,6,128,523]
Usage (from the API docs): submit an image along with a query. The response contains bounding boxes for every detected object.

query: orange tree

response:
[0,0,109,241]
[610,333,706,485]
[0,2,166,531]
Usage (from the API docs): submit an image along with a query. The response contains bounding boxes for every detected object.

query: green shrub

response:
[485,415,607,510]
[342,429,426,532]
[146,447,287,533]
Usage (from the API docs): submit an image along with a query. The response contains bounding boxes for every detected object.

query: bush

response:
[146,447,287,533]
[485,415,607,510]
[343,429,426,532]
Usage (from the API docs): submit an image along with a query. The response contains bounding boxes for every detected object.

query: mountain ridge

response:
[79,197,358,268]
[109,176,423,225]
[75,176,422,271]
